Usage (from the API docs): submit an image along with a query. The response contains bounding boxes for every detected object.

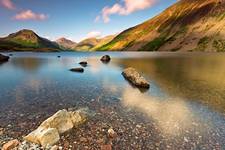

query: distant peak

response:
[20,29,35,33]
[56,37,76,43]
[8,29,38,37]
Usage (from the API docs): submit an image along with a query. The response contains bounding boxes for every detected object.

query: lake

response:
[0,52,225,149]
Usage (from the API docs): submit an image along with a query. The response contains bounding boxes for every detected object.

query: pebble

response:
[2,139,20,150]
[108,128,117,138]
[101,144,112,150]
[50,145,59,150]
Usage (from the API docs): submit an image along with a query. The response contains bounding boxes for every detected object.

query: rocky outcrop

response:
[70,68,84,73]
[24,108,90,147]
[101,55,111,62]
[0,54,9,62]
[122,67,150,88]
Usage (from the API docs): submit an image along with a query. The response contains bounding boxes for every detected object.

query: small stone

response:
[108,128,117,138]
[96,138,104,144]
[79,61,88,67]
[184,137,188,142]
[2,139,20,150]
[101,144,112,150]
[136,125,141,128]
[0,54,10,62]
[0,128,4,135]
[70,68,84,73]
[51,145,59,150]
[80,137,88,143]
[100,55,111,62]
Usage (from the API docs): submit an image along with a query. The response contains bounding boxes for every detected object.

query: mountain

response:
[0,29,60,51]
[74,35,116,51]
[56,38,77,50]
[99,0,225,52]
[91,35,116,51]
[74,38,100,51]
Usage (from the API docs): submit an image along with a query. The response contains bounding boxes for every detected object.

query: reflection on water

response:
[122,87,192,136]
[10,58,48,72]
[0,52,224,149]
[121,87,225,139]
[115,53,225,113]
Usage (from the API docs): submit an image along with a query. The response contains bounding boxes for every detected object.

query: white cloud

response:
[99,0,157,23]
[0,0,15,10]
[86,31,101,38]
[13,10,48,21]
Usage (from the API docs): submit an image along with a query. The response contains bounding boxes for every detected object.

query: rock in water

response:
[100,55,111,62]
[70,68,84,73]
[2,139,20,150]
[24,108,90,147]
[79,61,88,67]
[122,67,150,88]
[0,54,10,62]
[108,128,117,139]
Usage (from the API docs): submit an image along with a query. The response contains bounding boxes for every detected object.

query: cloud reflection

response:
[122,87,193,136]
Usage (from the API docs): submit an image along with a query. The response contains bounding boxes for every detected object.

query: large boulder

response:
[100,55,111,62]
[40,110,74,134]
[24,108,90,147]
[122,67,150,88]
[0,54,9,62]
[38,128,60,147]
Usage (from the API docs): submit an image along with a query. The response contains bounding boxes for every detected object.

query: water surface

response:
[0,52,224,149]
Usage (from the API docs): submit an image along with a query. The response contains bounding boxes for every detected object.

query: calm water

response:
[0,52,225,149]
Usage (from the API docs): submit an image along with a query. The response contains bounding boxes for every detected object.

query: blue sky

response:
[0,0,176,42]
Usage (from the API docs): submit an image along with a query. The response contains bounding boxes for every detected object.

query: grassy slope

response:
[98,0,225,52]
[0,29,60,51]
[74,35,116,51]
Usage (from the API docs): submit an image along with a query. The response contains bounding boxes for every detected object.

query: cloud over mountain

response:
[13,10,48,21]
[99,0,156,23]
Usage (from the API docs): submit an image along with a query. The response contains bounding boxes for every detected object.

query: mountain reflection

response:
[115,54,225,113]
[10,58,48,72]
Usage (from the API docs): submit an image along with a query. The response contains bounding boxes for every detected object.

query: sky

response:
[0,0,176,42]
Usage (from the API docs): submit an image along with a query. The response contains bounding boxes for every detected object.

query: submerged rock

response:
[79,61,88,67]
[108,128,117,139]
[122,67,150,88]
[0,54,10,62]
[100,55,111,62]
[101,144,112,150]
[2,139,20,150]
[24,108,90,147]
[70,68,84,73]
